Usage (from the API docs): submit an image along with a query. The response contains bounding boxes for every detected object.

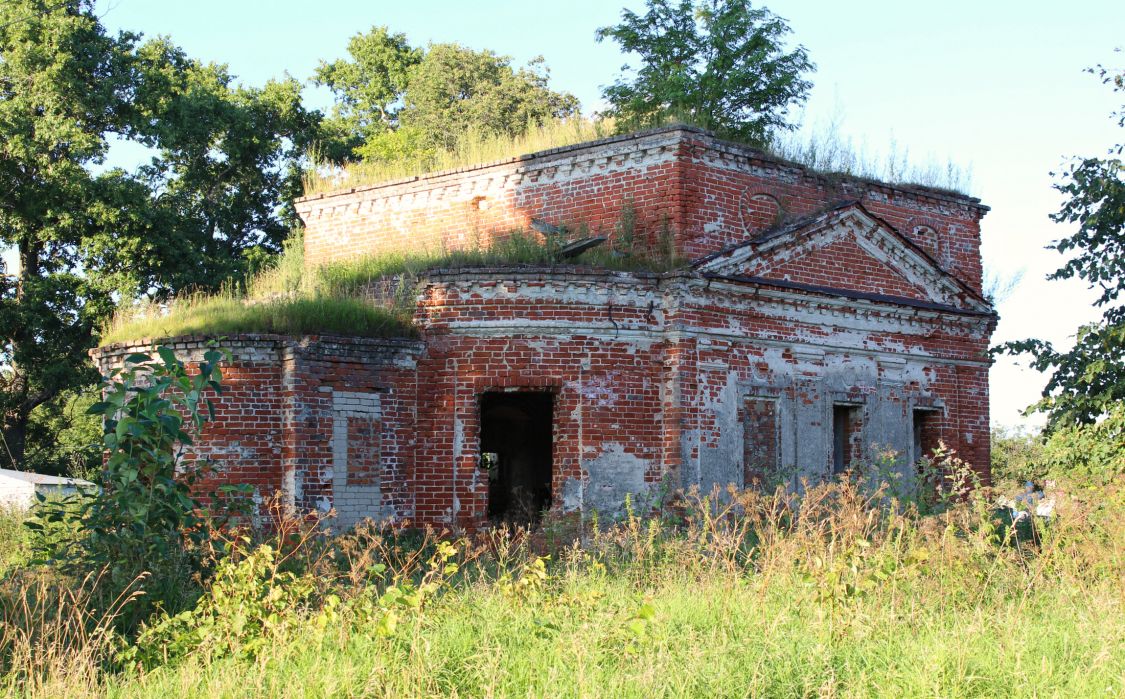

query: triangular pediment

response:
[696,203,991,313]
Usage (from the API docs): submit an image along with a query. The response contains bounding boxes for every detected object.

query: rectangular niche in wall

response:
[912,408,942,466]
[743,397,780,488]
[832,404,863,475]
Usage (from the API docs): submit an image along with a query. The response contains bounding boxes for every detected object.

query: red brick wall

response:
[296,127,987,295]
[91,266,994,529]
[675,134,988,294]
[92,336,423,523]
[749,233,931,300]
[96,127,995,529]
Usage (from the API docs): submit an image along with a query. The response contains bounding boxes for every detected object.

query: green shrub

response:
[990,425,1049,487]
[1042,404,1125,485]
[29,344,250,630]
[125,536,460,669]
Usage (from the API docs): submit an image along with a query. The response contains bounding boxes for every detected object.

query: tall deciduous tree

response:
[312,26,421,159]
[1003,65,1125,430]
[399,45,578,152]
[315,27,578,162]
[596,0,814,145]
[0,1,316,470]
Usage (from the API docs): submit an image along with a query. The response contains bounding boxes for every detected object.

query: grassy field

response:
[2,476,1122,698]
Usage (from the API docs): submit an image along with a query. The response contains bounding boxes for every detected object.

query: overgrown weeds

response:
[104,223,685,345]
[4,471,1121,697]
[3,358,1121,697]
[303,115,974,197]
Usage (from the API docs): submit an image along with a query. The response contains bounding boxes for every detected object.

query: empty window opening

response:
[744,398,780,488]
[913,408,942,467]
[832,405,862,475]
[479,392,553,525]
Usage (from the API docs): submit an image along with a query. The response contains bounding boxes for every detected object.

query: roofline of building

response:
[91,333,426,359]
[694,200,994,310]
[295,124,988,213]
[0,468,95,486]
[702,272,998,318]
[417,265,998,320]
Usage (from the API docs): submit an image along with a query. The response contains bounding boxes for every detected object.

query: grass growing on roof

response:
[101,294,415,346]
[303,115,975,197]
[312,231,684,298]
[303,118,616,197]
[102,229,685,344]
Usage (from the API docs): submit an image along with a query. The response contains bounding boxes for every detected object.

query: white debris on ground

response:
[997,481,1056,521]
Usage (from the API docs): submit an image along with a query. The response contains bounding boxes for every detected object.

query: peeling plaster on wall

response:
[695,368,744,494]
[582,443,650,517]
[578,375,620,408]
[447,279,662,313]
[561,477,583,512]
[679,281,989,340]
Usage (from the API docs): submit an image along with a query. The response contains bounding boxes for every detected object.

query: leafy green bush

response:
[125,536,460,669]
[1041,404,1125,484]
[29,344,250,629]
[990,425,1049,487]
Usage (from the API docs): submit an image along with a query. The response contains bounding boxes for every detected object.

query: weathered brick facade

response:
[93,126,996,529]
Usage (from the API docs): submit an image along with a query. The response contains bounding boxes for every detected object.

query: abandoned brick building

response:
[94,125,997,529]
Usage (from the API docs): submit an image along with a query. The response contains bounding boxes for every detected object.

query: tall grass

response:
[0,569,143,698]
[0,508,28,579]
[103,229,682,345]
[769,119,975,195]
[304,115,974,197]
[303,118,616,197]
[3,475,1120,697]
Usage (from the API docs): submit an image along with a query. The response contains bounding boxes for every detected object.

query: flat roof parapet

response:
[296,124,986,212]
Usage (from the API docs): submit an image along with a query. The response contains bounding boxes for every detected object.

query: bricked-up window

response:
[832,405,862,475]
[346,416,382,486]
[331,390,383,501]
[913,408,942,466]
[743,398,779,487]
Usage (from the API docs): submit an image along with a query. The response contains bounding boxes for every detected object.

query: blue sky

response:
[89,0,1124,428]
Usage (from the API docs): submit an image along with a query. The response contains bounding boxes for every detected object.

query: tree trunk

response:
[1,416,27,470]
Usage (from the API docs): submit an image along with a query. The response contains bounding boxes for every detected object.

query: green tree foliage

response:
[22,389,101,477]
[1003,65,1125,430]
[0,1,316,470]
[315,27,579,162]
[989,426,1049,487]
[1040,403,1125,484]
[0,1,132,470]
[311,27,421,160]
[596,0,814,144]
[399,45,579,152]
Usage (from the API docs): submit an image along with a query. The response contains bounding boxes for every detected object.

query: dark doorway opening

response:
[479,391,553,525]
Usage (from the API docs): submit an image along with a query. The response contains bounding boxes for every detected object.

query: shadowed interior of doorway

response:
[479,391,553,525]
